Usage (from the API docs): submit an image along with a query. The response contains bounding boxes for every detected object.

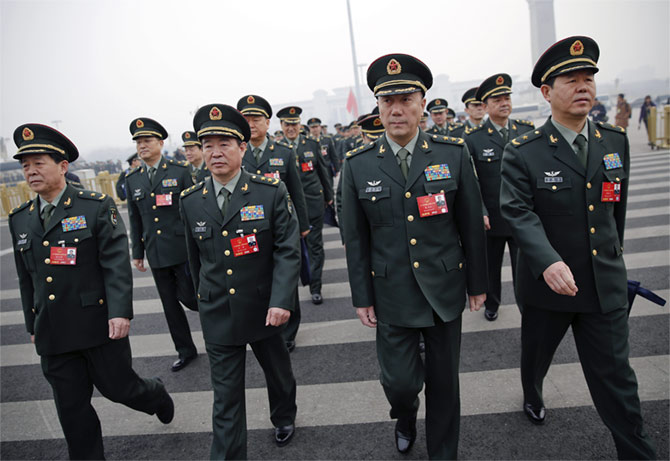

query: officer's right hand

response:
[483,216,491,231]
[133,258,147,272]
[356,306,377,328]
[301,229,311,238]
[30,335,35,344]
[543,261,578,296]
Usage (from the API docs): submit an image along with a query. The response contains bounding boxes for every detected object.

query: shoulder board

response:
[597,121,626,134]
[249,174,280,186]
[515,119,535,127]
[76,190,107,201]
[430,134,465,145]
[467,124,484,134]
[450,122,464,128]
[168,159,189,168]
[8,199,32,217]
[125,166,141,177]
[345,142,375,158]
[180,181,205,198]
[510,129,543,147]
[276,140,291,149]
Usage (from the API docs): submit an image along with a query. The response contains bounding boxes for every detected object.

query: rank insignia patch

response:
[603,153,623,169]
[269,158,284,166]
[240,205,265,221]
[61,216,87,232]
[424,164,451,181]
[110,208,118,226]
[162,178,178,187]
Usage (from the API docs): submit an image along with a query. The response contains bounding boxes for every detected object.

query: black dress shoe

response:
[275,424,295,447]
[484,309,498,321]
[286,341,296,353]
[311,293,323,305]
[395,416,417,454]
[418,341,425,354]
[154,378,174,424]
[523,402,546,425]
[171,354,196,372]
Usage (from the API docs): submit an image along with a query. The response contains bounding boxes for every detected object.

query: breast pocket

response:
[536,177,574,215]
[358,186,393,227]
[16,239,36,272]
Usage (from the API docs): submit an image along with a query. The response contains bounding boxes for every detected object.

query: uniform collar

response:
[551,117,589,146]
[212,169,241,196]
[385,129,420,157]
[39,184,67,213]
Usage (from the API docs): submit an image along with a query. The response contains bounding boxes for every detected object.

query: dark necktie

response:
[42,203,55,229]
[148,167,156,185]
[219,188,230,217]
[397,148,410,180]
[500,127,509,143]
[253,147,262,164]
[574,134,588,168]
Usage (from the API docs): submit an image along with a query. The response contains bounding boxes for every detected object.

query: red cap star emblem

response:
[22,127,34,141]
[387,58,401,75]
[496,76,504,85]
[289,108,296,115]
[136,119,144,128]
[570,40,584,56]
[247,95,255,104]
[184,132,191,139]
[209,107,222,120]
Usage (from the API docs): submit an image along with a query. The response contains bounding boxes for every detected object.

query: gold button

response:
[487,158,491,162]
[48,294,55,301]
[459,262,463,269]
[407,215,414,222]
[74,238,79,243]
[257,170,261,174]
[552,185,557,190]
[156,230,161,235]
[586,182,592,189]
[199,236,203,240]
[98,299,104,305]
[154,217,159,222]
[413,261,420,269]
[371,270,375,276]
[590,227,596,234]
[45,258,51,264]
[20,248,24,252]
[440,190,444,194]
[226,269,233,275]
[225,250,231,256]
[588,205,595,211]
[42,241,49,247]
[198,293,201,299]
[32,308,35,313]
[615,177,620,182]
[229,288,236,295]
[152,205,157,210]
[592,249,598,256]
[46,276,53,283]
[222,230,228,237]
[371,196,376,202]
[150,192,155,197]
[405,192,411,199]
[253,229,257,233]
[410,238,417,245]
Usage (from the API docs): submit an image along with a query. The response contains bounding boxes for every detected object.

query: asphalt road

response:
[0,127,668,460]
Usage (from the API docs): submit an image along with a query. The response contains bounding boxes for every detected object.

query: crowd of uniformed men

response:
[8,34,658,460]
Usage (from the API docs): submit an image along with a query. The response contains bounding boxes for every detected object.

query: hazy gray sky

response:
[2,0,669,160]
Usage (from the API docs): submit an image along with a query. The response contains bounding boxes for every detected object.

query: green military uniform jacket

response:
[287,135,334,218]
[312,134,340,176]
[190,163,210,184]
[179,171,300,346]
[425,124,449,136]
[500,118,630,313]
[125,156,192,268]
[341,131,488,327]
[242,137,310,233]
[464,118,535,236]
[447,122,466,138]
[9,185,132,356]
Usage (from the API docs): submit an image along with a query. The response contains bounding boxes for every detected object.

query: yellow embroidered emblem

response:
[209,106,222,120]
[570,40,584,56]
[496,76,504,85]
[374,118,382,126]
[202,187,208,195]
[379,145,386,154]
[136,119,144,128]
[184,132,191,139]
[22,127,34,141]
[64,197,71,206]
[595,129,601,139]
[550,134,558,143]
[422,140,428,149]
[488,128,493,134]
[387,58,401,75]
[241,183,248,192]
[247,95,255,104]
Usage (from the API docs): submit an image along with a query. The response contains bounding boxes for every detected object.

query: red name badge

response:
[601,182,621,202]
[264,171,280,180]
[301,161,314,172]
[156,194,173,206]
[417,193,448,218]
[230,234,260,257]
[50,247,77,265]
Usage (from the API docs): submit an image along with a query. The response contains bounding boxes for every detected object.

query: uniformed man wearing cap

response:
[180,104,299,459]
[425,98,449,135]
[419,112,429,131]
[116,152,141,200]
[9,124,174,459]
[308,117,340,177]
[182,131,209,183]
[237,94,310,351]
[125,118,199,372]
[342,53,487,459]
[464,74,534,321]
[500,36,656,459]
[278,106,334,304]
[460,87,486,136]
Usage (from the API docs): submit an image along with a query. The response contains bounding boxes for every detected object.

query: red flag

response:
[346,88,359,119]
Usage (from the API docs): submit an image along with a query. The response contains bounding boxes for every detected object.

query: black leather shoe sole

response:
[311,293,323,305]
[171,355,196,372]
[275,424,295,447]
[523,403,546,425]
[286,341,296,353]
[484,309,498,321]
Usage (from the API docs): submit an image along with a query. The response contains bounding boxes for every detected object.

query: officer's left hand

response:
[468,294,486,311]
[266,307,291,327]
[109,317,130,339]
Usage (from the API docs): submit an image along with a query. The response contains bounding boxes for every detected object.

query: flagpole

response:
[346,0,362,114]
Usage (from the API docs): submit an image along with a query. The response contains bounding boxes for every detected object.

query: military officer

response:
[464,73,535,321]
[182,130,209,183]
[342,54,488,459]
[308,117,340,177]
[237,94,310,351]
[425,98,449,135]
[125,117,199,371]
[278,105,334,304]
[461,87,486,135]
[9,124,174,459]
[115,152,141,200]
[180,104,299,459]
[500,36,656,459]
[419,112,429,131]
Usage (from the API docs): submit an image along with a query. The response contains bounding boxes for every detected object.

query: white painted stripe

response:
[629,182,670,192]
[1,355,666,441]
[628,192,670,203]
[626,206,669,218]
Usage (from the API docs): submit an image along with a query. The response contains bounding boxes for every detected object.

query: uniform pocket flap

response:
[425,180,456,194]
[192,226,212,239]
[198,282,211,302]
[371,259,387,278]
[16,238,32,251]
[441,253,465,271]
[536,177,573,191]
[603,169,627,182]
[80,291,104,307]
